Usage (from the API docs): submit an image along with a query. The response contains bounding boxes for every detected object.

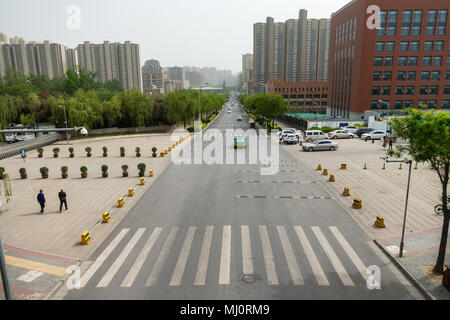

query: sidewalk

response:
[375,228,450,300]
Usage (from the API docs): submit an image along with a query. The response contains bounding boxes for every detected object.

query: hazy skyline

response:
[0,0,351,73]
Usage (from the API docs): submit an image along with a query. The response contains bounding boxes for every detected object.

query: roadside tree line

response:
[238,93,287,131]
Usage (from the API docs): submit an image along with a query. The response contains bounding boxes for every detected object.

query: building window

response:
[407,71,416,81]
[397,71,406,81]
[375,42,384,52]
[385,41,395,52]
[387,11,397,36]
[431,71,440,80]
[406,86,415,95]
[419,86,428,95]
[373,72,382,81]
[424,41,433,51]
[387,27,396,36]
[421,71,430,81]
[427,10,437,36]
[370,101,379,109]
[408,56,418,66]
[423,56,432,66]
[446,71,450,80]
[433,56,442,66]
[442,100,450,109]
[405,100,413,108]
[384,56,393,66]
[395,86,405,95]
[437,10,447,35]
[383,71,392,81]
[402,11,412,37]
[428,100,437,108]
[382,86,391,96]
[400,41,409,51]
[430,86,439,95]
[444,85,450,94]
[377,11,387,36]
[435,41,444,51]
[394,100,404,109]
[398,56,407,66]
[418,100,427,107]
[374,56,383,66]
[447,56,450,66]
[412,10,423,36]
[372,86,381,95]
[410,41,419,51]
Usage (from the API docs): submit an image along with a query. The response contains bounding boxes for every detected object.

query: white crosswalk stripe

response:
[80,225,370,288]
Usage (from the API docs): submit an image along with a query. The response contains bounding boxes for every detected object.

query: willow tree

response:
[389,109,450,274]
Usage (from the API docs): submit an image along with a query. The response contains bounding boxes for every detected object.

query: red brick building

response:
[266,79,329,107]
[329,0,450,119]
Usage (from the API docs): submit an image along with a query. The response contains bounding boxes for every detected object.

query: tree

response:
[388,109,450,274]
[119,88,153,127]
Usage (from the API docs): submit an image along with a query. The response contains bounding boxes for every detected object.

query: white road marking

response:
[277,226,304,285]
[294,226,329,286]
[311,226,354,286]
[97,228,146,288]
[79,228,129,288]
[329,227,368,281]
[17,270,44,283]
[145,227,179,286]
[121,228,162,288]
[218,225,231,284]
[259,225,279,285]
[194,226,214,286]
[241,225,253,275]
[169,226,197,286]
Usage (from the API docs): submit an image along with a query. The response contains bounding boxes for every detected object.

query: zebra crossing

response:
[79,225,372,289]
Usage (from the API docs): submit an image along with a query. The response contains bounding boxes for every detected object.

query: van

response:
[304,130,327,142]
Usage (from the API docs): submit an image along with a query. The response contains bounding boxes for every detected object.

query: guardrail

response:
[0,133,59,160]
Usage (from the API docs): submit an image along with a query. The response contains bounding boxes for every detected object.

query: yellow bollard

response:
[340,163,347,170]
[128,188,135,197]
[374,215,386,228]
[165,149,168,155]
[382,163,386,170]
[364,163,367,170]
[149,170,154,177]
[168,147,172,152]
[322,168,328,176]
[176,141,179,145]
[102,211,111,223]
[317,164,322,171]
[329,174,335,182]
[173,144,175,148]
[160,152,165,158]
[343,187,350,197]
[140,177,145,185]
[117,197,125,207]
[399,163,402,170]
[80,231,92,245]
[414,163,418,170]
[352,198,362,209]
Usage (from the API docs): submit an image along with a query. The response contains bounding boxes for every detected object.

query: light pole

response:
[0,235,12,300]
[381,157,413,257]
[378,100,390,135]
[58,105,70,144]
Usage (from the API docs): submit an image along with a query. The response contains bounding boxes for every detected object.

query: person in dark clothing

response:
[58,189,68,213]
[37,190,45,214]
[389,138,393,150]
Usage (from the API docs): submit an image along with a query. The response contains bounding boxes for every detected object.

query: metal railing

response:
[0,133,59,160]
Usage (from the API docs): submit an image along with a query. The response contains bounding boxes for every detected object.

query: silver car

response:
[328,130,355,139]
[302,140,338,152]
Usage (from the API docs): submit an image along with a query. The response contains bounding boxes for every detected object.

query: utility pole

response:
[0,235,12,300]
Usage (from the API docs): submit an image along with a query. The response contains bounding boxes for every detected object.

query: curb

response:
[43,259,81,300]
[373,239,436,300]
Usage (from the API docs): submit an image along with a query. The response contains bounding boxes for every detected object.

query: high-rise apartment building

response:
[329,0,450,119]
[142,59,164,95]
[242,53,253,93]
[253,10,330,93]
[77,41,142,91]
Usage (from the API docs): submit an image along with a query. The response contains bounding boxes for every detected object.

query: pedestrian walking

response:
[389,137,393,150]
[383,136,387,148]
[58,189,68,213]
[37,190,45,214]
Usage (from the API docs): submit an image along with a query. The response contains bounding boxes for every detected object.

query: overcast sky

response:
[0,0,351,73]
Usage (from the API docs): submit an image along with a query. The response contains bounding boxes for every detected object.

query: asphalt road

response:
[64,97,424,300]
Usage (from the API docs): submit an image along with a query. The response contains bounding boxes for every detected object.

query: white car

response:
[340,126,358,134]
[328,130,355,139]
[361,130,387,141]
[283,134,299,144]
[279,129,300,141]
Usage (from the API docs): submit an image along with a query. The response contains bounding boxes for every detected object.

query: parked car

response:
[361,130,387,140]
[279,129,300,142]
[340,126,359,134]
[303,130,328,142]
[302,140,338,152]
[355,127,374,137]
[236,116,242,121]
[283,134,299,144]
[328,130,355,139]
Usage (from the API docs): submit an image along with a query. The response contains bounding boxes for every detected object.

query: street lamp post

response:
[0,235,12,300]
[381,157,413,257]
[58,105,70,144]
